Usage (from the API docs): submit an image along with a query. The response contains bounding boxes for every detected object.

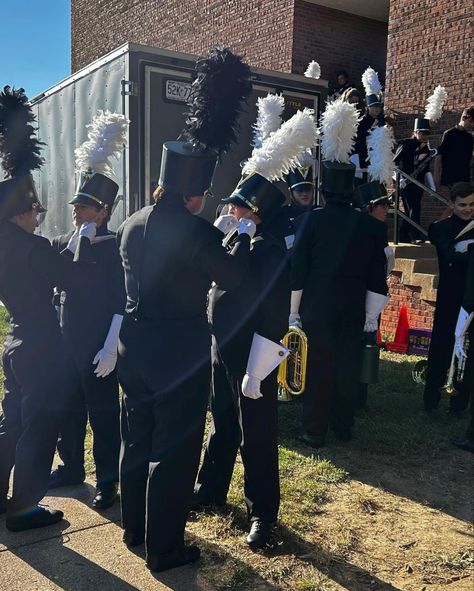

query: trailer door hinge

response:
[122,80,137,96]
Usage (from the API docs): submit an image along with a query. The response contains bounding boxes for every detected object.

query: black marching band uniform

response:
[50,170,126,509]
[452,243,474,452]
[194,174,290,547]
[0,87,98,531]
[424,213,474,412]
[291,159,388,447]
[393,118,433,243]
[117,47,253,572]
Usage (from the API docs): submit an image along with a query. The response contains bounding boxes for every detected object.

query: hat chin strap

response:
[75,192,107,208]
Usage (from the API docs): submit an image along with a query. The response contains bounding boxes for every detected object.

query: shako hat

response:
[71,110,129,211]
[158,47,252,198]
[354,181,390,209]
[362,67,383,108]
[413,85,447,133]
[0,86,45,220]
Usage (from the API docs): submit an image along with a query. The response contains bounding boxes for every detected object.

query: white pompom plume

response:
[243,108,318,181]
[362,67,382,96]
[319,99,360,163]
[75,110,130,176]
[252,93,285,149]
[295,149,315,168]
[304,61,321,80]
[424,85,448,123]
[367,125,395,185]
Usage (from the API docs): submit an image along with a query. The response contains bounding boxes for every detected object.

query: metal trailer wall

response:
[31,53,128,238]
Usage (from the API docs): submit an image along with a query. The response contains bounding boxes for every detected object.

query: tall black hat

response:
[413,85,448,133]
[321,161,355,195]
[414,118,431,132]
[353,180,390,209]
[286,165,314,191]
[0,86,45,220]
[222,172,285,220]
[158,47,252,198]
[71,110,128,212]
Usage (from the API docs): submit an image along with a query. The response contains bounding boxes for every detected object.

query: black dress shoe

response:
[246,519,273,549]
[92,484,118,510]
[295,431,325,449]
[146,544,201,572]
[6,507,64,532]
[123,529,145,547]
[49,467,84,489]
[452,437,474,453]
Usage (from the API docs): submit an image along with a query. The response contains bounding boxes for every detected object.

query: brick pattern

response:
[71,0,295,74]
[291,1,388,94]
[381,272,435,337]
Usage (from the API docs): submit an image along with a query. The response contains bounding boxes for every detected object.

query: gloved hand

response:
[364,317,379,333]
[454,239,474,253]
[66,228,80,253]
[79,221,97,242]
[288,313,302,328]
[93,348,117,378]
[238,218,257,239]
[92,314,123,378]
[214,214,239,235]
[454,337,466,364]
[241,374,263,400]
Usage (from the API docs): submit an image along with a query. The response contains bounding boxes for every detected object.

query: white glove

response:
[66,229,80,254]
[288,313,302,328]
[237,218,257,239]
[214,214,239,235]
[93,314,123,378]
[454,239,474,253]
[454,307,474,363]
[454,337,466,364]
[79,221,97,242]
[384,245,395,276]
[364,291,388,333]
[241,374,263,400]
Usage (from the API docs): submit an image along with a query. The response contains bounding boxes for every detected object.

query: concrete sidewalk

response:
[0,483,215,591]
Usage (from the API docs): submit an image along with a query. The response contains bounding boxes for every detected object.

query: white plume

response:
[252,93,285,149]
[295,149,315,168]
[367,125,395,185]
[75,110,130,176]
[243,108,318,181]
[319,99,360,163]
[362,67,382,96]
[304,61,321,80]
[424,85,448,122]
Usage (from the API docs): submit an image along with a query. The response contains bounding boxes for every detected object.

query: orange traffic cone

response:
[386,305,410,353]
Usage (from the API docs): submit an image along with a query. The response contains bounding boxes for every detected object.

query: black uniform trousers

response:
[400,184,424,243]
[118,316,210,558]
[0,334,71,514]
[302,316,363,437]
[195,339,280,522]
[56,360,120,487]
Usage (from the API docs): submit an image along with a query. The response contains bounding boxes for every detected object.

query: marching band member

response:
[394,86,448,243]
[0,86,98,531]
[117,47,254,572]
[351,67,385,185]
[290,99,388,448]
[424,182,474,413]
[49,112,129,511]
[194,108,317,548]
[452,243,474,453]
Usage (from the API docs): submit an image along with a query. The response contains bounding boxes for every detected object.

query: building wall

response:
[71,0,295,74]
[291,1,388,93]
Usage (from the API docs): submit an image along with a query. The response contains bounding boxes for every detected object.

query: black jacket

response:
[209,224,290,374]
[464,244,474,314]
[292,201,388,326]
[53,226,126,367]
[393,138,431,180]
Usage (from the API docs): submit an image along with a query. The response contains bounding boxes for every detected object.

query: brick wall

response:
[71,0,295,74]
[381,272,435,337]
[385,1,473,231]
[291,1,388,93]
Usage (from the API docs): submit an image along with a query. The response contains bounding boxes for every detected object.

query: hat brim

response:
[69,194,106,208]
[290,182,314,190]
[221,194,252,209]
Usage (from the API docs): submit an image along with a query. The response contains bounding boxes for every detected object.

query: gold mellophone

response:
[277,326,308,402]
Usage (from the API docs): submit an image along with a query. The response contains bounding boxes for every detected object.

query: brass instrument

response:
[277,326,308,402]
[398,146,438,190]
[440,332,470,396]
[412,359,428,384]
